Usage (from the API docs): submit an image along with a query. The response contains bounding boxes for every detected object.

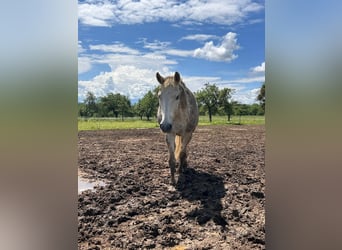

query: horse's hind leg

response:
[179,133,193,173]
[166,133,176,185]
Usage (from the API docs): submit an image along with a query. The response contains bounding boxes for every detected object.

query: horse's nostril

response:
[160,123,172,133]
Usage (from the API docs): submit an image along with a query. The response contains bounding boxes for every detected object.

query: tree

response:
[233,102,249,124]
[218,88,233,121]
[257,83,265,113]
[84,91,98,117]
[99,93,131,120]
[78,103,86,117]
[195,83,220,122]
[100,93,118,117]
[133,101,144,120]
[233,103,249,116]
[139,90,158,121]
[249,103,263,115]
[116,94,131,121]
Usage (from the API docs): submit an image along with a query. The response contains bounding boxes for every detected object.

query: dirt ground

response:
[78,125,265,249]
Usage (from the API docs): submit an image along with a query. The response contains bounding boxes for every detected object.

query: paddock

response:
[78,125,265,249]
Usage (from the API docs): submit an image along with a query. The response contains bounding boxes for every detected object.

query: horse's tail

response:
[175,135,182,161]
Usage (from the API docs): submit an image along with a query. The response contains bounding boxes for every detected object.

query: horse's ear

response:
[174,72,181,83]
[156,72,164,84]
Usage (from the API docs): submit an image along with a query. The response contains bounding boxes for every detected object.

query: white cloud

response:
[78,2,115,27]
[89,43,140,54]
[78,41,178,76]
[140,32,240,62]
[78,65,159,101]
[141,39,172,51]
[193,32,239,61]
[232,87,261,104]
[78,41,86,54]
[91,52,177,72]
[78,0,264,27]
[185,75,263,104]
[78,57,92,74]
[79,67,264,104]
[215,76,264,104]
[251,61,265,73]
[77,35,259,103]
[180,34,219,41]
[223,76,265,84]
[164,49,194,57]
[140,38,193,57]
[183,76,222,93]
[78,41,92,74]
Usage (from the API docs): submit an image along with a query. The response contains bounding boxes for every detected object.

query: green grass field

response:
[78,115,264,131]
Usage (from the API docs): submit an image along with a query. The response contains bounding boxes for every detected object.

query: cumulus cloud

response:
[140,32,240,62]
[78,0,264,27]
[78,65,159,101]
[78,64,264,104]
[251,61,265,73]
[78,41,178,76]
[232,87,261,104]
[193,32,239,61]
[77,34,257,102]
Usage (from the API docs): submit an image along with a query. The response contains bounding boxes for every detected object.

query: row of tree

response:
[79,92,131,120]
[79,83,265,121]
[196,83,265,121]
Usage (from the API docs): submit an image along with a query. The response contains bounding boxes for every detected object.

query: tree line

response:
[78,83,265,121]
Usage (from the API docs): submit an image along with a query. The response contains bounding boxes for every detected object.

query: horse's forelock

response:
[163,76,178,87]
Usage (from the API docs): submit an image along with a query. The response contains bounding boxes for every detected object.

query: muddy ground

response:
[78,125,265,249]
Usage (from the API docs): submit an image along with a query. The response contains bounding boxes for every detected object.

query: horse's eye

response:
[176,95,179,100]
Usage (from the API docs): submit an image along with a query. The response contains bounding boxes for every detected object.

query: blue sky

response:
[78,0,265,104]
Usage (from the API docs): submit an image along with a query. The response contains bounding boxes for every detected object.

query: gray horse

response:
[156,72,199,185]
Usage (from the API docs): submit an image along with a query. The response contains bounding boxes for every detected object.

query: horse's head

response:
[156,72,185,133]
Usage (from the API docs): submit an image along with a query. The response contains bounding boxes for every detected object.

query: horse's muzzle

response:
[160,123,172,133]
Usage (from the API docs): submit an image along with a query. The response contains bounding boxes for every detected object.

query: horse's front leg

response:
[179,133,193,173]
[166,133,176,185]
